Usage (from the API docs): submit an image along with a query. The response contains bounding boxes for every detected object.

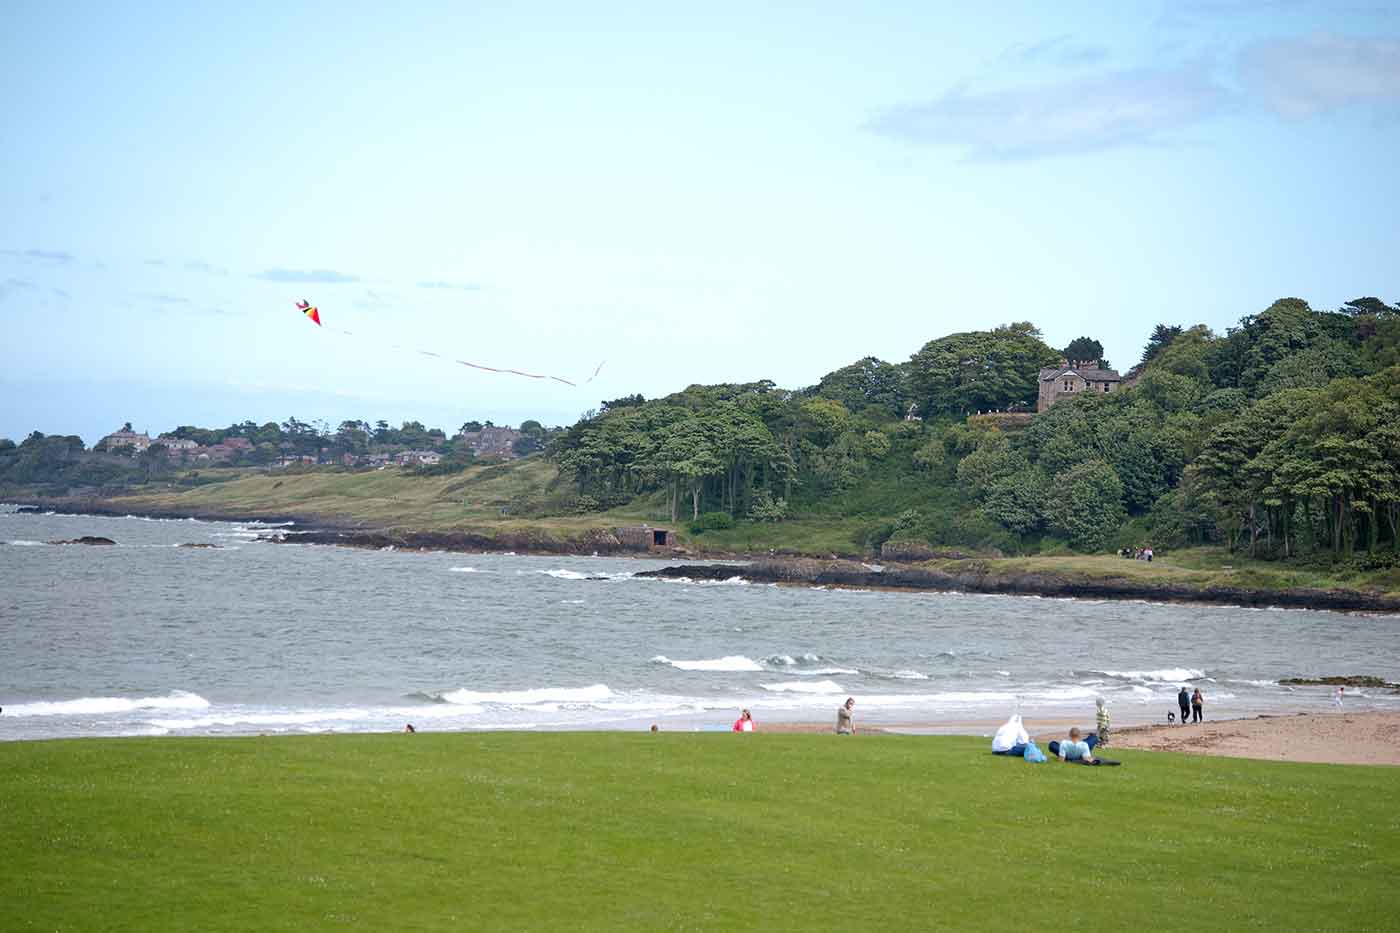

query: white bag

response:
[991,714,1029,752]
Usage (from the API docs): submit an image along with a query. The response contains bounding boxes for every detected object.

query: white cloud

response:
[868,64,1230,160]
[1239,32,1400,119]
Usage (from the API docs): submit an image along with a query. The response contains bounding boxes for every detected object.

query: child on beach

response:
[1095,697,1111,745]
[732,709,755,732]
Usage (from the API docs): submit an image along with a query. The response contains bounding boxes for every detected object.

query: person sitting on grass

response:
[732,709,755,732]
[1049,727,1096,763]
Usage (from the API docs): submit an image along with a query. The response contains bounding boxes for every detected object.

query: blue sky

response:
[3,1,1398,443]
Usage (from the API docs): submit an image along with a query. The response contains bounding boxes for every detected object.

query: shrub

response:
[688,511,735,534]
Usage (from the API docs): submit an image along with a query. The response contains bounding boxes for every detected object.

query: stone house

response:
[457,426,522,460]
[98,427,151,452]
[1036,359,1122,412]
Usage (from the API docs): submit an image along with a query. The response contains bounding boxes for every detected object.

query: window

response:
[1064,379,1072,390]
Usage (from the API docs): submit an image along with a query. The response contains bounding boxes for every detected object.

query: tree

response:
[601,394,645,411]
[1341,297,1398,317]
[1139,325,1183,368]
[909,323,1060,417]
[1062,336,1106,368]
[459,421,483,434]
[808,357,910,419]
[1043,459,1125,551]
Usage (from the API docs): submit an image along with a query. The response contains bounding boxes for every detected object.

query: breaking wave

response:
[1093,668,1206,683]
[436,684,615,705]
[651,655,764,672]
[5,690,211,717]
[761,679,846,694]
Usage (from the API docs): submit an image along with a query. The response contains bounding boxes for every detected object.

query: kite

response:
[295,299,321,327]
[292,298,603,387]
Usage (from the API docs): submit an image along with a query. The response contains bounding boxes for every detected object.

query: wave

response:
[533,568,634,582]
[5,690,211,717]
[437,684,614,705]
[652,655,764,672]
[1092,668,1205,683]
[761,679,846,694]
[6,539,45,546]
[449,566,490,574]
[149,702,487,731]
[876,669,929,681]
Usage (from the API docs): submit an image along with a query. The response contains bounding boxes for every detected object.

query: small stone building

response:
[617,525,676,551]
[98,427,151,452]
[1037,359,1122,412]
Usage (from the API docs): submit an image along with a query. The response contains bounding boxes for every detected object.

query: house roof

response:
[1039,366,1121,382]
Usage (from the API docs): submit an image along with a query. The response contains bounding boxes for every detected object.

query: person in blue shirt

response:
[1049,727,1096,763]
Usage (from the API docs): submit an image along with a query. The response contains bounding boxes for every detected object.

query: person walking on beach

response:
[1178,686,1192,725]
[1191,688,1203,724]
[836,697,855,735]
[1095,697,1111,745]
[732,709,755,732]
[1334,686,1345,710]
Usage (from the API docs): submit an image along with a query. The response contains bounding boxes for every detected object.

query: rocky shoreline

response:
[634,560,1400,614]
[8,498,1400,614]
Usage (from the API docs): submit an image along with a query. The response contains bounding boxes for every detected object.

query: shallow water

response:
[2,506,1397,740]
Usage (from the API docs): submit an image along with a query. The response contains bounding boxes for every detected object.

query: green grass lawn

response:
[4,734,1397,931]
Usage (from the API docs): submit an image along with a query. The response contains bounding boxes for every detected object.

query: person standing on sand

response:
[1334,686,1345,710]
[836,697,855,735]
[1191,688,1203,723]
[1178,686,1192,725]
[1095,697,1111,745]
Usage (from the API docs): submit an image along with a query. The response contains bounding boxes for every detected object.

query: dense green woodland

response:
[549,297,1400,561]
[4,296,1399,565]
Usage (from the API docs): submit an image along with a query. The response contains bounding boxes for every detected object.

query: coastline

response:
[8,497,1400,614]
[744,711,1400,766]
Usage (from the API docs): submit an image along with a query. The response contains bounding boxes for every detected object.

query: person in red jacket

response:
[732,709,755,732]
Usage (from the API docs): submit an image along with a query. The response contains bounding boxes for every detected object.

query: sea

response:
[2,505,1398,741]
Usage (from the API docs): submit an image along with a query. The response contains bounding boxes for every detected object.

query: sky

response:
[3,1,1399,444]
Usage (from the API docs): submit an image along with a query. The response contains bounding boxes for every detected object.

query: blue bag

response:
[1023,741,1047,763]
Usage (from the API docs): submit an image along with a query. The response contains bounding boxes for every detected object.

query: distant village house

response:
[397,450,443,466]
[457,426,523,460]
[98,426,152,452]
[1037,359,1122,412]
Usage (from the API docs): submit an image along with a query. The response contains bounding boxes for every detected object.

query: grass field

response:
[4,733,1398,931]
[920,549,1400,597]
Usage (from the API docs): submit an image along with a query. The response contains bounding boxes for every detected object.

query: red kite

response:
[295,299,321,326]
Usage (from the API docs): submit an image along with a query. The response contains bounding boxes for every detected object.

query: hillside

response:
[6,295,1400,600]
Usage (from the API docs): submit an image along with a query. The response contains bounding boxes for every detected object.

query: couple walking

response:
[1177,686,1204,724]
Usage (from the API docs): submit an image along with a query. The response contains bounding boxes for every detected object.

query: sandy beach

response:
[759,711,1400,766]
[1104,710,1400,765]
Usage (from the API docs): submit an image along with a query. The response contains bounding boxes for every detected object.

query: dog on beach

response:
[1167,710,1176,724]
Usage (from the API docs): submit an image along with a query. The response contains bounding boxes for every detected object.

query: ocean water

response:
[2,505,1398,740]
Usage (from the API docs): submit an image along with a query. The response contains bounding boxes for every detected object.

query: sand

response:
[1104,710,1400,766]
[757,711,1400,766]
